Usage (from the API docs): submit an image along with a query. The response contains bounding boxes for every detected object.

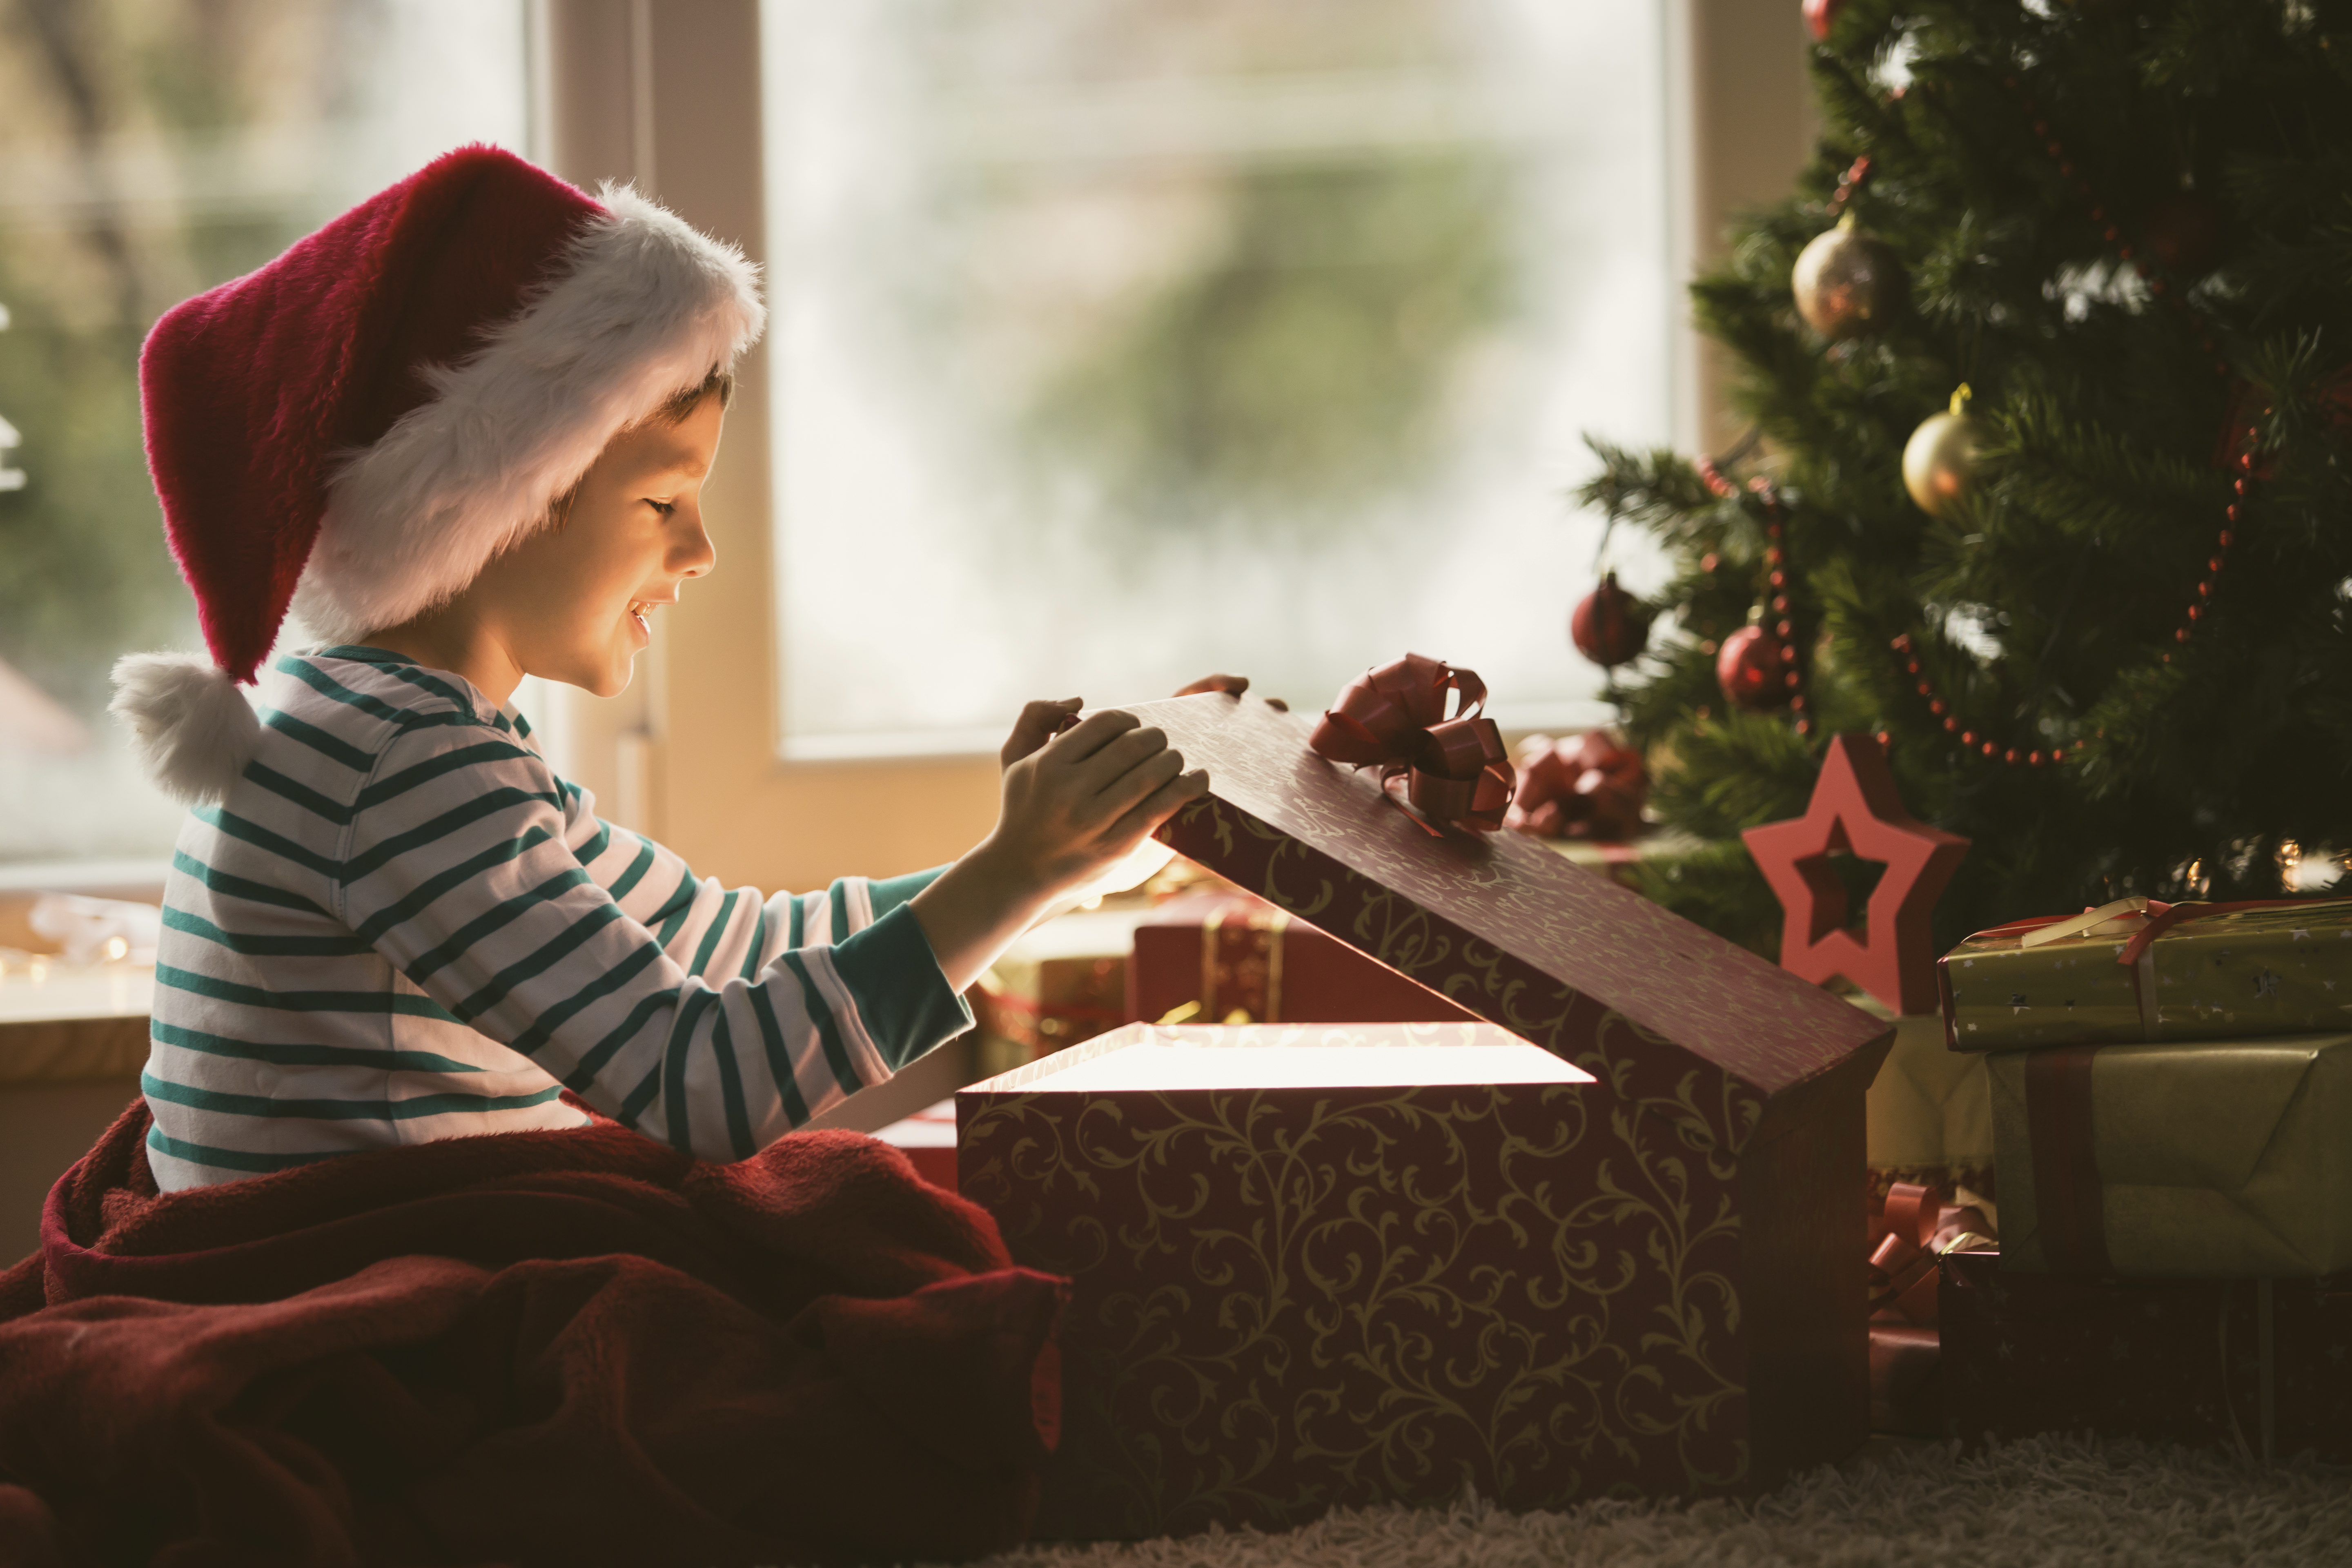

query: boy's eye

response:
[647,500,676,517]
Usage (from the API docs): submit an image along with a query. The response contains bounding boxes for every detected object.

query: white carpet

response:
[975,1436,2352,1568]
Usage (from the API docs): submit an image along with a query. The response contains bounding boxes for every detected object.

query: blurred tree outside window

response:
[764,0,1674,757]
[0,0,526,869]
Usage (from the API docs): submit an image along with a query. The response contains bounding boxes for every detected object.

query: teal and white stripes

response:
[145,646,966,1191]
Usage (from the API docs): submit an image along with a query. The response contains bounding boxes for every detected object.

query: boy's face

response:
[470,393,725,698]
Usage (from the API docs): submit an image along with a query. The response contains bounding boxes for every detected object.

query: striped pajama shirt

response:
[143,645,969,1192]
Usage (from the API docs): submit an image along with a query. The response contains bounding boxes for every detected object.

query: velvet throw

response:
[0,1100,1066,1567]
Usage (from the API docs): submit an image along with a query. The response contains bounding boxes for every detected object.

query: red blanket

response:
[0,1100,1067,1567]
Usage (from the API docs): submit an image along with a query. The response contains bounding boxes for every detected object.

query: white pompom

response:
[109,652,262,806]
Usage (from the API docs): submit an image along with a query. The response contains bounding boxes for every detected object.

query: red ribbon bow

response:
[1867,1180,1997,1327]
[1308,654,1515,832]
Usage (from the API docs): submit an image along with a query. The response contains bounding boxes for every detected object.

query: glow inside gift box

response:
[956,689,1895,1539]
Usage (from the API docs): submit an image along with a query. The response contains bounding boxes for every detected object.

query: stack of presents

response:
[904,676,2349,1540]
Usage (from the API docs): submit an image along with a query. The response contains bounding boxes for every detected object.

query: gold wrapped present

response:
[1989,1031,2352,1276]
[1939,895,2352,1053]
[969,904,1151,1078]
[1857,1000,1993,1203]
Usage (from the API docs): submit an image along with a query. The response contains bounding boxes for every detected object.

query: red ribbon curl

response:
[1309,654,1515,832]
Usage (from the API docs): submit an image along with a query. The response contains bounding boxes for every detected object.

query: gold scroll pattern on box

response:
[959,1024,1754,1537]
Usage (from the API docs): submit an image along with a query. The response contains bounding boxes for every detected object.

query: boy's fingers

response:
[1104,768,1210,846]
[1002,698,1083,766]
[1074,725,1171,791]
[1043,708,1139,765]
[1085,742,1185,825]
[1172,673,1248,698]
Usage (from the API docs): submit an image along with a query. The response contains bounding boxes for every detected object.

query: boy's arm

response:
[338,726,970,1163]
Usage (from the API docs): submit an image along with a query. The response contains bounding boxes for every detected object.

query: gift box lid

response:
[1115,693,1891,1151]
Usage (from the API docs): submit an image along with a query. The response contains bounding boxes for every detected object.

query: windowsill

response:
[776,699,1626,766]
[0,860,169,900]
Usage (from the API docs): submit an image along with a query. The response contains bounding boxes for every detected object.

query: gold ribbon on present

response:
[1309,654,1515,832]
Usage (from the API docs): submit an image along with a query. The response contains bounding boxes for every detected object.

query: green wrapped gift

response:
[1989,1031,2352,1277]
[1938,895,2352,1053]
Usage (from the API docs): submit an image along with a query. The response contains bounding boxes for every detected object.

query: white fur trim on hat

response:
[288,186,764,645]
[110,652,262,806]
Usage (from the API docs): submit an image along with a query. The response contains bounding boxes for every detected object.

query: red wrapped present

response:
[1503,730,1647,841]
[1128,888,1475,1026]
[1869,1323,1943,1438]
[1861,1180,1995,1438]
[956,673,1893,1538]
[1941,1249,2352,1461]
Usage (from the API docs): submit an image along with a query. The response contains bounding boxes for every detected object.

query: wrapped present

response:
[1503,730,1646,841]
[1869,1324,1942,1438]
[957,669,1892,1538]
[1938,894,2352,1053]
[1129,888,1475,1027]
[1858,1004,1994,1204]
[1862,1182,1994,1439]
[1940,1249,2352,1463]
[969,903,1152,1077]
[1987,1031,2352,1277]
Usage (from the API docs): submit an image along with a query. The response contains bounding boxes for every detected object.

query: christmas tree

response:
[1582,0,2352,960]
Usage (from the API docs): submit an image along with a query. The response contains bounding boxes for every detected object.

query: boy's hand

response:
[912,702,1207,992]
[986,709,1205,904]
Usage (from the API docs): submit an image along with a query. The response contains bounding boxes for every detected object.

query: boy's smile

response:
[363,390,726,706]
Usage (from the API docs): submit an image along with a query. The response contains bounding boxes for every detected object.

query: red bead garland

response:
[1888,632,2072,768]
[1697,460,1813,737]
[1998,75,2230,378]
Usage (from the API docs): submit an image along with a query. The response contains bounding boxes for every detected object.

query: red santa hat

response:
[110,145,764,804]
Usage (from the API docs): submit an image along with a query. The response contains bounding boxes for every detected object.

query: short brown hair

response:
[543,370,735,527]
[653,368,734,425]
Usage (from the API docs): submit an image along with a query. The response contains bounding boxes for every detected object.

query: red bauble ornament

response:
[1505,730,1648,841]
[1717,624,1791,709]
[1570,571,1651,668]
[1803,0,1841,42]
[1742,734,1970,1014]
[2143,191,2227,280]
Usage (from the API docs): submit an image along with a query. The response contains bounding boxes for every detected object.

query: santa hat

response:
[111,145,764,804]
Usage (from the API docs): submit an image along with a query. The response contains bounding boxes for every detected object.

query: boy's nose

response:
[673,512,717,577]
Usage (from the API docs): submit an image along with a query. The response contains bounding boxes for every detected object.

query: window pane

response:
[0,0,528,869]
[764,0,1672,757]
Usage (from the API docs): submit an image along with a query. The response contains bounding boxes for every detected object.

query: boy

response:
[111,147,1209,1190]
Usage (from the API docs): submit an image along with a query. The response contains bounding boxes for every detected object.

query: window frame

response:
[533,0,1815,895]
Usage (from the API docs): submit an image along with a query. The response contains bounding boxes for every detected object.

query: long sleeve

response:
[336,721,969,1162]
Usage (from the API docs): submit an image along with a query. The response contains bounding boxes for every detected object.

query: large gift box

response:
[957,687,1892,1538]
[1128,888,1476,1026]
[1938,895,2352,1052]
[1940,1249,2352,1463]
[1986,1032,2352,1276]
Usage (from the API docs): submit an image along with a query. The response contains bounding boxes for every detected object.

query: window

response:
[761,0,1675,759]
[0,0,529,872]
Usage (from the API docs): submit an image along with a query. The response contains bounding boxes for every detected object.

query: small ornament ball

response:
[1792,214,1904,339]
[1802,0,1841,42]
[1904,385,1982,519]
[1717,624,1791,710]
[1570,571,1651,668]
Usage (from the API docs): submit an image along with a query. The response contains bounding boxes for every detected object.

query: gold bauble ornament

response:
[1791,212,1905,339]
[1903,385,1981,518]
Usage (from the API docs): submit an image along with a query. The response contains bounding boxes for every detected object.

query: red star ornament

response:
[1742,734,1969,1016]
